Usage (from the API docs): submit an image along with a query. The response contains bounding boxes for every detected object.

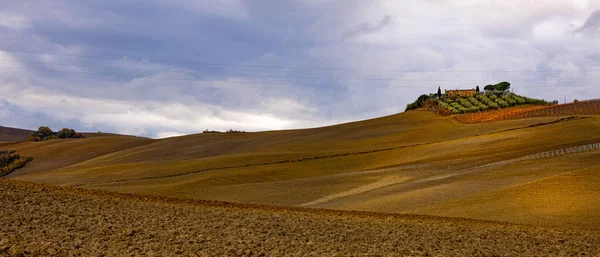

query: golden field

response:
[3,109,600,229]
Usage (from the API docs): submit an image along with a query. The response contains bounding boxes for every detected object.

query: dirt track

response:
[1,179,599,256]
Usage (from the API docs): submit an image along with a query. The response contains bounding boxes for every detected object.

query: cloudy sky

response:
[1,0,600,138]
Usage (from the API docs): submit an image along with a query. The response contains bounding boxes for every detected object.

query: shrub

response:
[467,97,484,107]
[494,98,509,108]
[457,98,474,109]
[523,97,547,105]
[450,103,467,113]
[0,150,33,177]
[476,94,499,109]
[511,94,526,105]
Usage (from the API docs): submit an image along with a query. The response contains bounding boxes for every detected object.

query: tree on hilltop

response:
[495,81,511,91]
[28,126,84,141]
[476,86,480,93]
[437,86,442,97]
[57,128,83,139]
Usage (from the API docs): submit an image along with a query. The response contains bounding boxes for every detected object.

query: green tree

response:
[437,86,442,97]
[476,86,480,93]
[495,81,511,91]
[405,94,431,111]
[37,126,54,138]
[57,128,75,138]
[28,126,83,141]
[484,84,495,91]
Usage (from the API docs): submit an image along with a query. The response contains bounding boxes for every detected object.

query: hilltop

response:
[2,107,599,229]
[405,82,553,115]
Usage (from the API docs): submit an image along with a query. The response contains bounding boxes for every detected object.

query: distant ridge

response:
[0,125,143,143]
[0,126,33,142]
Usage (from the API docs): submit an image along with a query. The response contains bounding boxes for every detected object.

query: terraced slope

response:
[2,179,599,256]
[6,110,600,228]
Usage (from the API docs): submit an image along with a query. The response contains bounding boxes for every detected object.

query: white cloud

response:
[156,131,185,138]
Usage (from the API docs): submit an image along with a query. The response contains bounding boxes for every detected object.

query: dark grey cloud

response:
[1,1,599,138]
[575,10,600,36]
[342,15,394,40]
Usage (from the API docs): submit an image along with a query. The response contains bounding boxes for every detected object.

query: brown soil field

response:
[2,179,600,257]
[0,126,32,142]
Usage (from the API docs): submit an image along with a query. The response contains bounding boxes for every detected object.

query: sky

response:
[1,0,600,138]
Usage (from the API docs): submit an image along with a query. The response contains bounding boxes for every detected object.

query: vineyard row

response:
[524,142,600,160]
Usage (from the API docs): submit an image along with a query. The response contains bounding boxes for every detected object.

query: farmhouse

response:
[445,89,476,97]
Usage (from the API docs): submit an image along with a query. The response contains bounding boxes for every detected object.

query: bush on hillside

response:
[0,150,33,177]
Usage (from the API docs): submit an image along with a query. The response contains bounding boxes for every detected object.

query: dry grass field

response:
[2,179,599,256]
[3,109,600,231]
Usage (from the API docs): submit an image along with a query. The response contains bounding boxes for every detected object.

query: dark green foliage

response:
[57,128,83,139]
[405,94,431,111]
[484,85,495,91]
[484,81,511,92]
[0,150,33,177]
[28,127,84,141]
[437,86,442,98]
[476,86,480,93]
[495,81,511,91]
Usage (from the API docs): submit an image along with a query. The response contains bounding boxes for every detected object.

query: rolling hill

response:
[0,125,32,142]
[2,106,600,229]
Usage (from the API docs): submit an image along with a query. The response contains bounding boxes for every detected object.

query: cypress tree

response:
[437,86,442,97]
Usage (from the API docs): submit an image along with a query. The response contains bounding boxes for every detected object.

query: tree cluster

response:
[202,129,246,134]
[28,127,84,141]
[405,94,432,111]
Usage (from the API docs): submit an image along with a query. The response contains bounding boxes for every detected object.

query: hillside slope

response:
[6,110,600,229]
[0,125,32,142]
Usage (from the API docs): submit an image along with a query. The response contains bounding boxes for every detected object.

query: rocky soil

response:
[1,179,599,256]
